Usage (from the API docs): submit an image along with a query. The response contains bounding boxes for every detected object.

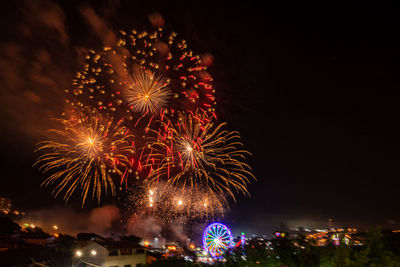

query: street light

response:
[90,250,97,256]
[75,250,82,257]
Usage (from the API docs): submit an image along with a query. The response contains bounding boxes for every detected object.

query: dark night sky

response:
[1,1,400,235]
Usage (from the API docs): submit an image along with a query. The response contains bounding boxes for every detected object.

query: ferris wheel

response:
[202,222,233,257]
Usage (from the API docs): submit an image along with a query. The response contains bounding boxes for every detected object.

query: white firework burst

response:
[125,70,171,115]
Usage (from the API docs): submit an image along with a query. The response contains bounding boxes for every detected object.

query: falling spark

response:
[34,110,135,206]
[124,70,171,115]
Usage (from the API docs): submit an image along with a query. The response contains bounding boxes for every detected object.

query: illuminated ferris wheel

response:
[203,222,233,257]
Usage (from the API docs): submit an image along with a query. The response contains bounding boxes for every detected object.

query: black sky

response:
[1,1,400,235]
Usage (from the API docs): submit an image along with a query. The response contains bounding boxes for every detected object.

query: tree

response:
[353,227,400,266]
[0,216,21,235]
[270,233,299,266]
[294,234,320,267]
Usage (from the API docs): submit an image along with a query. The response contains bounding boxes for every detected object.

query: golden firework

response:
[34,110,134,206]
[124,70,171,115]
[145,110,255,204]
[128,180,226,221]
[67,27,216,121]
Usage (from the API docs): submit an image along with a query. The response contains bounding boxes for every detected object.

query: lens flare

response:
[34,110,135,206]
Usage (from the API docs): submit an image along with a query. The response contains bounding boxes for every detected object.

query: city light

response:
[167,245,177,251]
[75,250,82,257]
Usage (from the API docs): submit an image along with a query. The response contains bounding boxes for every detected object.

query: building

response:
[74,240,146,267]
[0,196,25,217]
[0,246,71,267]
[0,197,12,214]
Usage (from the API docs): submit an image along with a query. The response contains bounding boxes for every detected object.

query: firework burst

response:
[124,70,171,115]
[127,180,225,221]
[145,110,255,205]
[34,16,256,216]
[66,27,215,123]
[34,110,135,206]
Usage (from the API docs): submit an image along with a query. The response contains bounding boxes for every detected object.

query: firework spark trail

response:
[145,109,255,208]
[66,27,216,125]
[34,110,135,206]
[34,15,255,217]
[124,69,171,115]
[126,180,226,221]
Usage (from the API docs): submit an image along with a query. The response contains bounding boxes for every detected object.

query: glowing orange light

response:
[167,245,177,251]
[87,137,95,145]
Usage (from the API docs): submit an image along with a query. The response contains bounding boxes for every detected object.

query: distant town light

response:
[167,245,177,251]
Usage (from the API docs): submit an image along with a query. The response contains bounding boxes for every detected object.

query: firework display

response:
[145,110,254,201]
[35,17,254,215]
[203,222,233,257]
[124,70,171,115]
[127,181,226,221]
[34,110,134,205]
[66,27,216,126]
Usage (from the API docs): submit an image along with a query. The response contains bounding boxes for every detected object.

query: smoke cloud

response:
[126,214,163,239]
[0,0,74,146]
[20,205,121,237]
